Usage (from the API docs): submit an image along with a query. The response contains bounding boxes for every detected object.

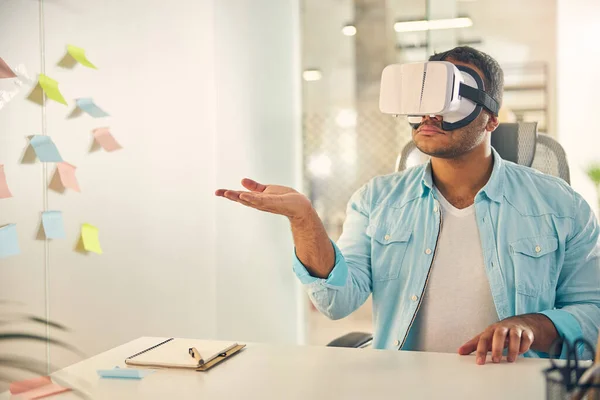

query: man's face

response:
[412,60,492,159]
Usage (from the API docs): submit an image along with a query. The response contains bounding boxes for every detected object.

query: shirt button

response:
[425,248,432,255]
[411,295,418,302]
[384,234,391,241]
[535,245,541,253]
[433,205,439,213]
[395,339,401,347]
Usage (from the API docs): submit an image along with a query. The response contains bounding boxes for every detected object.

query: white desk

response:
[1,337,550,399]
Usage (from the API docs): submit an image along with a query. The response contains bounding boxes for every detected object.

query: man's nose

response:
[422,115,442,123]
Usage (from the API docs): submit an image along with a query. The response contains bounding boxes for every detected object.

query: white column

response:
[556,0,600,216]
[213,0,305,344]
[427,0,458,55]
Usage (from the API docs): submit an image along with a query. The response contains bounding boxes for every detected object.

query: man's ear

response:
[486,113,499,132]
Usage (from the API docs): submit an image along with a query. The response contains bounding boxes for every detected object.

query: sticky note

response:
[93,128,122,152]
[0,57,17,79]
[41,211,66,239]
[56,162,81,192]
[81,223,102,254]
[67,44,97,69]
[10,376,70,399]
[0,164,13,199]
[98,366,154,379]
[0,224,20,259]
[30,135,63,162]
[38,74,68,105]
[76,98,109,118]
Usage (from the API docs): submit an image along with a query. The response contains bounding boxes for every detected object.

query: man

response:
[216,46,600,364]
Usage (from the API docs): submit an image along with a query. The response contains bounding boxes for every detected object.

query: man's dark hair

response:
[429,46,504,108]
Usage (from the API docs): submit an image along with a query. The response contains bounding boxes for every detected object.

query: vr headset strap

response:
[458,84,500,116]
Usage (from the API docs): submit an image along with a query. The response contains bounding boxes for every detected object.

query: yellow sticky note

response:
[81,223,102,254]
[38,74,68,105]
[67,45,97,69]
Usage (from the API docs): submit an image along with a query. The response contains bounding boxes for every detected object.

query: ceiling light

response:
[394,17,473,33]
[303,69,322,81]
[342,25,357,36]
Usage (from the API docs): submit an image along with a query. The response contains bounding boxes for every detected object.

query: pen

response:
[188,347,204,365]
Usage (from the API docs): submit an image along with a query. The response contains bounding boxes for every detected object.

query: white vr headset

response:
[379,60,499,130]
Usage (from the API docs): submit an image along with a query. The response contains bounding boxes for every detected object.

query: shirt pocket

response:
[510,235,559,297]
[367,224,412,281]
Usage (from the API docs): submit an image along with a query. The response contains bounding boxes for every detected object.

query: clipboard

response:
[125,338,246,372]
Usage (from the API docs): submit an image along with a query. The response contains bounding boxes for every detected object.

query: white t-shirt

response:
[402,187,498,353]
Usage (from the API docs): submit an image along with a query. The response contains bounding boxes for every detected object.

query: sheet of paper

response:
[9,376,51,394]
[76,98,109,118]
[0,223,20,259]
[97,367,154,379]
[67,44,97,69]
[81,223,102,254]
[56,162,80,192]
[93,127,122,152]
[38,74,68,105]
[30,135,63,162]
[41,211,66,239]
[0,164,13,199]
[0,56,17,79]
[19,383,70,399]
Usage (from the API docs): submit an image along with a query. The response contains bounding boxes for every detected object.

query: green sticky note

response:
[38,74,68,105]
[81,223,103,254]
[67,44,97,69]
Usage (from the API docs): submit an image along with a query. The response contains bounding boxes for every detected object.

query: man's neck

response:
[431,145,494,209]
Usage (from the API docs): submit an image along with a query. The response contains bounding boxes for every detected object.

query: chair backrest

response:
[395,122,571,184]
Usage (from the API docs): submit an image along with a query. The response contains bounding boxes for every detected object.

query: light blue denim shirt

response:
[294,149,600,359]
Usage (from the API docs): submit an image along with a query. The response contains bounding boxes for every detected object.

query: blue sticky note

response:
[76,98,109,118]
[42,211,66,239]
[30,135,63,162]
[0,224,20,259]
[97,367,154,380]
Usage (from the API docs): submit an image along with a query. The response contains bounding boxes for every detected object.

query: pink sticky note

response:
[0,164,13,199]
[10,376,51,394]
[93,127,122,152]
[0,56,17,79]
[16,383,70,399]
[56,162,81,192]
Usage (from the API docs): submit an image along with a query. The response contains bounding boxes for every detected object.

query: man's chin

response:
[414,142,457,159]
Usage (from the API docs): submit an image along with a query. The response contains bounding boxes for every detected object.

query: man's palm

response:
[215,178,311,219]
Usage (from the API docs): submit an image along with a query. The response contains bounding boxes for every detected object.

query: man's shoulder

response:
[365,165,426,207]
[502,162,577,218]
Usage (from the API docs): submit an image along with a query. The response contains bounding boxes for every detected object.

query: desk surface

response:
[1,337,551,399]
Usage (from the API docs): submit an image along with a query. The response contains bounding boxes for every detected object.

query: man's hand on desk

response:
[457,313,559,365]
[215,178,312,221]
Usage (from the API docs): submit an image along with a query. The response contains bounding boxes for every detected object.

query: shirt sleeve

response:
[539,191,600,359]
[292,183,373,320]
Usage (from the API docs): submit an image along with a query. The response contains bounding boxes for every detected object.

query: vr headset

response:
[379,60,499,131]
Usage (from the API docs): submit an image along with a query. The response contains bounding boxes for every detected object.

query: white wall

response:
[556,0,600,216]
[0,0,302,372]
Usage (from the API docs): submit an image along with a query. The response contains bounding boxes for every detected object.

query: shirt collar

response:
[420,147,505,203]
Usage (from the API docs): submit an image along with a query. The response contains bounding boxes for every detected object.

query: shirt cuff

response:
[538,309,584,358]
[292,240,348,287]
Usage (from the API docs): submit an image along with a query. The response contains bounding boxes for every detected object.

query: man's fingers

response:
[476,331,493,365]
[519,330,534,355]
[458,334,480,355]
[241,178,267,193]
[491,327,509,363]
[507,328,522,362]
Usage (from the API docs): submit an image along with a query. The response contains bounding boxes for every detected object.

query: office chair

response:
[326,122,571,348]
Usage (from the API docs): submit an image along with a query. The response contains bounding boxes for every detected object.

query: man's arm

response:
[216,178,373,320]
